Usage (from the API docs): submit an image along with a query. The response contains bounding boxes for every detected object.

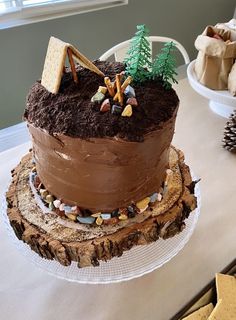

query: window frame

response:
[0,0,128,29]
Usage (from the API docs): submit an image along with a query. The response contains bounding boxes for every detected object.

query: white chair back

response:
[99,36,190,64]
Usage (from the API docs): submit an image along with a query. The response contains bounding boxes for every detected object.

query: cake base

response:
[6,147,197,268]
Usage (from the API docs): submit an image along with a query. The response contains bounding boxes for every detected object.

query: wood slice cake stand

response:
[6,146,198,272]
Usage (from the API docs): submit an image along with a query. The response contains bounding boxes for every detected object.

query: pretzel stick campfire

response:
[104,77,115,97]
[67,48,78,83]
[115,74,123,106]
[113,76,132,101]
[112,81,117,91]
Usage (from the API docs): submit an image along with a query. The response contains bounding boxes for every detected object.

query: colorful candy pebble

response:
[77,216,95,224]
[91,92,105,103]
[118,208,128,216]
[53,199,61,208]
[127,206,134,213]
[100,98,111,113]
[91,212,101,218]
[136,197,150,210]
[127,206,136,218]
[73,206,82,216]
[48,202,55,210]
[127,97,138,107]
[59,203,65,211]
[96,216,103,226]
[124,85,135,98]
[66,214,77,221]
[119,214,128,220]
[54,208,65,217]
[31,172,36,180]
[150,193,158,203]
[64,205,72,213]
[101,213,112,220]
[111,105,123,115]
[121,104,132,117]
[111,209,119,217]
[98,86,107,94]
[127,210,135,218]
[40,189,48,199]
[45,194,54,204]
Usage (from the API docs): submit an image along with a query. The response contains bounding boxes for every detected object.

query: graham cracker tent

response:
[41,36,105,94]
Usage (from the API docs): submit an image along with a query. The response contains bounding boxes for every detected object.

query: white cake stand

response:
[187,60,236,118]
[1,179,201,284]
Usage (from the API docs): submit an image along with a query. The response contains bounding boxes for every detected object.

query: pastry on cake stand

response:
[187,60,236,118]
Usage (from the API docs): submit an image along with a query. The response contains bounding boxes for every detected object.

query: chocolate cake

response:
[6,35,197,268]
[25,61,179,212]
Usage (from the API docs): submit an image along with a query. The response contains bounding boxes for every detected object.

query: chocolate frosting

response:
[25,61,179,142]
[25,61,179,213]
[28,108,177,212]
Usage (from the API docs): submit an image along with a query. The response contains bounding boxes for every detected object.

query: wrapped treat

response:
[194,26,236,90]
[215,20,236,96]
[216,19,236,41]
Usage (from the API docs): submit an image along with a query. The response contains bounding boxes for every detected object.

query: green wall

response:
[0,0,235,129]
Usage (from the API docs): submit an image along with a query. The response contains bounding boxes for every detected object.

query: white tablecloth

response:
[0,79,235,320]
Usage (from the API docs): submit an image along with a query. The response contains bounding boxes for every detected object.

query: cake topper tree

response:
[151,41,178,89]
[124,24,152,84]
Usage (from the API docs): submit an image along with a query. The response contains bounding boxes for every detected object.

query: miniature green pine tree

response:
[124,24,152,84]
[152,41,178,89]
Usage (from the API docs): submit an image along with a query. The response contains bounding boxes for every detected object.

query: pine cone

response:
[223,110,236,153]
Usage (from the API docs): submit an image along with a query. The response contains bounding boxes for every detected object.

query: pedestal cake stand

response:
[187,60,236,118]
